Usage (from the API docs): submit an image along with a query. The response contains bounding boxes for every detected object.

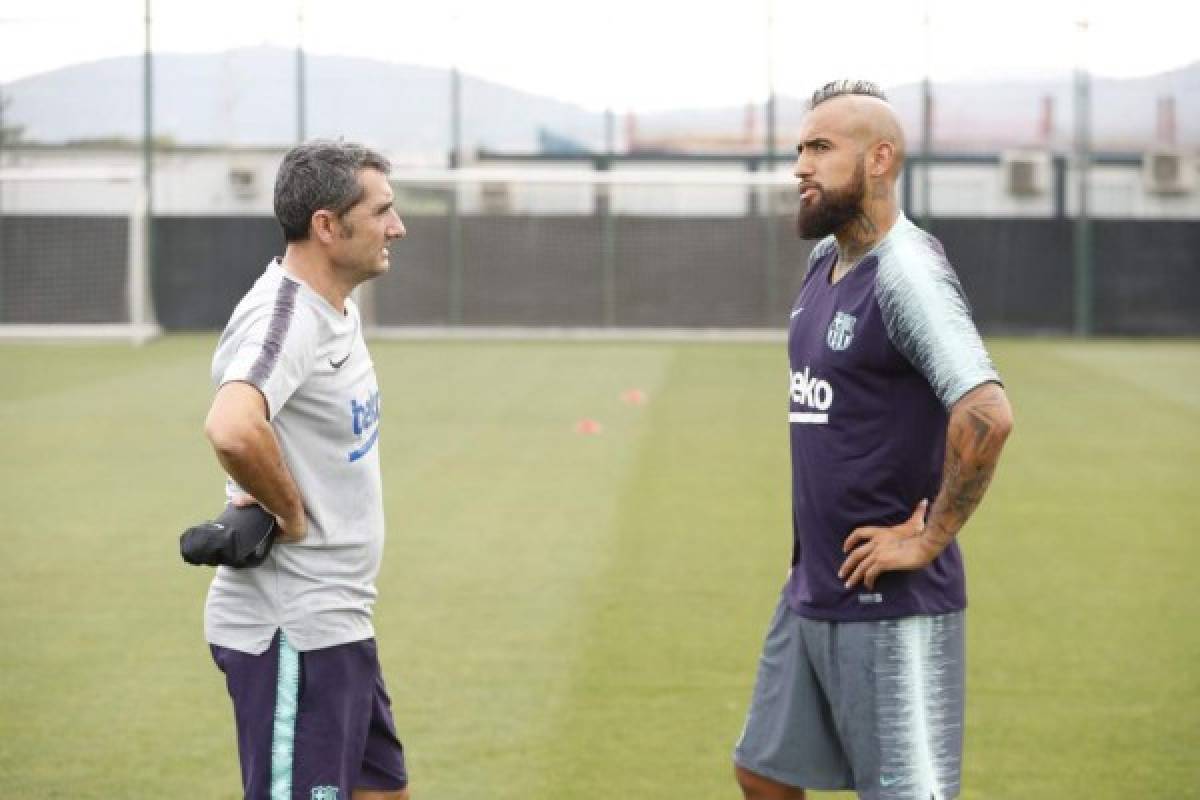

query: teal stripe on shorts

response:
[271,632,300,800]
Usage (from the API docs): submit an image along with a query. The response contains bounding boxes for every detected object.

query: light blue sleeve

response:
[874,221,1000,409]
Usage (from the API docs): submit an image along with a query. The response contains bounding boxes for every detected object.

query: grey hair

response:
[274,139,392,242]
[809,80,887,109]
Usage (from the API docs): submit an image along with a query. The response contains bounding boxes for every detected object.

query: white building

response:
[2,143,1199,218]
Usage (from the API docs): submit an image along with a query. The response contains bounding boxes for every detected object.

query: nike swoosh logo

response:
[331,317,360,369]
[790,307,805,318]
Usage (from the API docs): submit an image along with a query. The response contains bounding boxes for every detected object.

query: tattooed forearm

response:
[923,382,1014,552]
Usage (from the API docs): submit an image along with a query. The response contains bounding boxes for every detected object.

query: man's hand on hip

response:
[838,499,937,590]
[231,492,307,543]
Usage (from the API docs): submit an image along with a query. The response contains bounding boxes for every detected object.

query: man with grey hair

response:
[202,139,410,799]
[733,82,1014,799]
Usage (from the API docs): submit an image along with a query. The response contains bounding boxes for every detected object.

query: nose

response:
[387,212,406,241]
[793,151,812,181]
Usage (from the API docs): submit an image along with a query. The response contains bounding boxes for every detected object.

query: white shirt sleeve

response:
[874,225,1000,409]
[219,277,318,418]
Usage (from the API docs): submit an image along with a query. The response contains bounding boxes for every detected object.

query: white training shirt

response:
[204,259,385,654]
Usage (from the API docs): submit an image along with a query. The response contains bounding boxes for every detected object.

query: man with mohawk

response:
[734,81,1014,800]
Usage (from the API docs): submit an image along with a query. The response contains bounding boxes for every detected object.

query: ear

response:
[870,140,896,178]
[310,209,338,245]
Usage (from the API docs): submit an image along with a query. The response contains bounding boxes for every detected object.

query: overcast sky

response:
[1,0,1197,111]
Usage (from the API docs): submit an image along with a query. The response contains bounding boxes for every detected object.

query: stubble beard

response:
[795,161,867,240]
[337,222,392,280]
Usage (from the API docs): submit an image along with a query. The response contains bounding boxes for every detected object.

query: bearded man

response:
[733,80,1015,800]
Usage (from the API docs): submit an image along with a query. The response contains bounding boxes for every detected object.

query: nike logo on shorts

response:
[330,352,351,369]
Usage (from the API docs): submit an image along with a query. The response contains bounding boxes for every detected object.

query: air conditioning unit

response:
[228,166,258,200]
[1001,151,1050,196]
[1142,149,1196,195]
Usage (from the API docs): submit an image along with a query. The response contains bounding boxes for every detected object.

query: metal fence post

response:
[764,163,779,325]
[143,0,155,331]
[598,156,616,326]
[1073,22,1094,337]
[0,86,7,321]
[448,67,463,324]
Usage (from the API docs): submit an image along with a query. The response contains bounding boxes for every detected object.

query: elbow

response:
[998,393,1015,439]
[990,393,1015,447]
[955,382,1014,448]
[994,412,1014,448]
[204,414,256,461]
[204,382,271,463]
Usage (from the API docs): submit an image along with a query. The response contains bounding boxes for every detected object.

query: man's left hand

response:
[838,499,937,590]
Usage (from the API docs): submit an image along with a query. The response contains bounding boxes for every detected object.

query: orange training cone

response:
[620,388,647,406]
[574,418,603,435]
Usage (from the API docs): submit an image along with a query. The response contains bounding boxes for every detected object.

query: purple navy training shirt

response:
[785,213,1000,621]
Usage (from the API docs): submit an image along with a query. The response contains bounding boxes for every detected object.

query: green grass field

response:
[1,336,1197,799]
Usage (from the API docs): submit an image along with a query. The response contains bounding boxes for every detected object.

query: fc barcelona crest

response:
[826,311,856,351]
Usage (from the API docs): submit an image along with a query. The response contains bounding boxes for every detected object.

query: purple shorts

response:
[211,631,407,799]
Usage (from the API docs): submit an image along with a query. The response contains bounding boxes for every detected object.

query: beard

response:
[795,161,866,240]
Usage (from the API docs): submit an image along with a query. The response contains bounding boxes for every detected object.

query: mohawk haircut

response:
[809,80,888,109]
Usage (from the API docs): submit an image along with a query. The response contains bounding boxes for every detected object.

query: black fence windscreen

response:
[152,216,283,330]
[3,214,1197,335]
[0,215,129,324]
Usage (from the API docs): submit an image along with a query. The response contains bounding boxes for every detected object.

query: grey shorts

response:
[734,597,965,800]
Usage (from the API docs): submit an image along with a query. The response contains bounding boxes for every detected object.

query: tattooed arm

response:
[922,382,1013,553]
[839,381,1013,589]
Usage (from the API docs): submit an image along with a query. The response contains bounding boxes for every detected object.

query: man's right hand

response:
[838,499,934,590]
[231,492,307,543]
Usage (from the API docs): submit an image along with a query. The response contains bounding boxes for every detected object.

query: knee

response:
[735,764,806,800]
